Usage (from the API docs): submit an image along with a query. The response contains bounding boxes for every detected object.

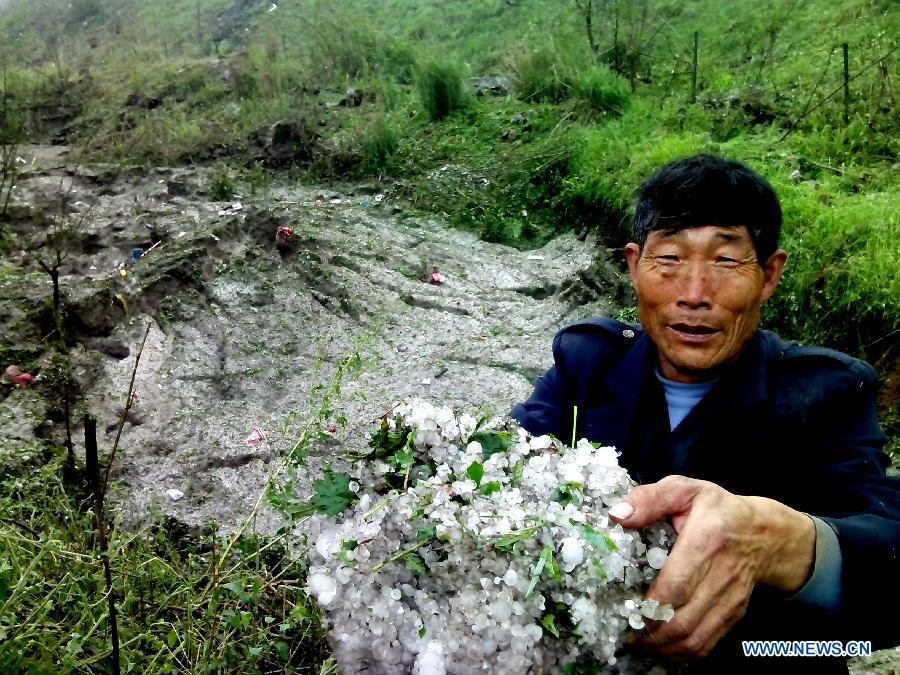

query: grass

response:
[416,59,468,121]
[0,448,331,673]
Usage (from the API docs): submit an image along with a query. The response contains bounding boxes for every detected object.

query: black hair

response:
[633,154,782,264]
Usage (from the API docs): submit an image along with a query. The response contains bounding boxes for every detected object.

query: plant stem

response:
[369,540,428,573]
[571,405,578,448]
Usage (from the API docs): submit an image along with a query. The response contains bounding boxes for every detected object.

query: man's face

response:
[624,225,786,383]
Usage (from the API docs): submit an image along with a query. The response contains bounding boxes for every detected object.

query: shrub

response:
[416,60,467,121]
[210,164,237,201]
[360,116,399,173]
[513,46,575,104]
[571,66,630,115]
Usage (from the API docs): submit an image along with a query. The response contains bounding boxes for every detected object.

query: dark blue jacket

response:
[512,317,899,673]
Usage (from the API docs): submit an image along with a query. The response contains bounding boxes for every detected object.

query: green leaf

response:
[418,626,427,638]
[341,539,359,551]
[247,646,264,656]
[469,430,514,459]
[552,483,581,506]
[590,556,607,579]
[311,470,357,516]
[544,545,561,581]
[275,641,290,661]
[222,582,252,603]
[403,553,428,575]
[511,461,524,487]
[263,615,275,624]
[526,544,560,597]
[478,481,502,496]
[581,525,618,554]
[541,613,560,638]
[353,420,413,460]
[472,414,491,435]
[415,526,436,541]
[466,460,484,486]
[492,525,541,552]
[166,630,178,648]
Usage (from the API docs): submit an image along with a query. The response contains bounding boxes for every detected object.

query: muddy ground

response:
[0,145,894,673]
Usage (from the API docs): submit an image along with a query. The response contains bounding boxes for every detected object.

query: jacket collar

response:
[585,329,779,450]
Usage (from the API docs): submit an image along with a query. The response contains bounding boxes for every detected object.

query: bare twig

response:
[100,321,152,497]
[0,516,40,539]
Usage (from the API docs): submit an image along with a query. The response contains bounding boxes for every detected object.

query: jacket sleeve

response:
[800,359,899,649]
[510,331,574,441]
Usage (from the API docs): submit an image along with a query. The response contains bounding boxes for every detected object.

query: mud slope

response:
[1,144,628,533]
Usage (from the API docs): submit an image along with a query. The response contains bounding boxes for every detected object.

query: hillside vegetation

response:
[0,1,897,671]
[2,0,896,361]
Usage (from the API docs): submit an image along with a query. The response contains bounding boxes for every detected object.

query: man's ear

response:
[624,243,642,288]
[760,248,787,303]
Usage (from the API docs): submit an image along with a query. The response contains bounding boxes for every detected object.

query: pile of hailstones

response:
[305,399,676,675]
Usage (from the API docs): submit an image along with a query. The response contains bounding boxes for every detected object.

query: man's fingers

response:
[644,584,749,659]
[641,507,723,608]
[608,475,705,528]
[639,530,756,658]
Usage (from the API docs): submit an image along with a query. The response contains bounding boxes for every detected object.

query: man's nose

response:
[677,261,713,309]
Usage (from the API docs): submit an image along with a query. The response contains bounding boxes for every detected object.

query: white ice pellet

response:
[306,572,338,606]
[647,547,668,570]
[414,640,445,675]
[559,537,585,571]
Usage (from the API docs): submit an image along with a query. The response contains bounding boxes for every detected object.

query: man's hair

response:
[633,154,782,264]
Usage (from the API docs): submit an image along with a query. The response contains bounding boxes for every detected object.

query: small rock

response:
[788,169,802,182]
[166,488,184,501]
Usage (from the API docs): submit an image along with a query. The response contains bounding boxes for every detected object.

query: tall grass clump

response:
[513,46,629,114]
[571,66,630,115]
[416,59,467,121]
[513,45,576,104]
[360,116,399,174]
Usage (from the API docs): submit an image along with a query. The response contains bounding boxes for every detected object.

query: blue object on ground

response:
[131,248,144,260]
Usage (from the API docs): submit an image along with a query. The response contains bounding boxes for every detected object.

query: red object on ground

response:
[326,423,338,434]
[245,427,266,445]
[3,365,34,387]
[430,271,447,284]
[275,226,294,243]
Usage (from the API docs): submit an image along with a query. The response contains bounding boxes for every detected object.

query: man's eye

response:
[715,256,740,266]
[656,255,679,263]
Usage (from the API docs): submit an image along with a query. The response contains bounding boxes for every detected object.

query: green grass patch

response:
[0,449,331,673]
[416,59,468,121]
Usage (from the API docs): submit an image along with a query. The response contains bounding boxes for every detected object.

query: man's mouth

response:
[668,323,722,342]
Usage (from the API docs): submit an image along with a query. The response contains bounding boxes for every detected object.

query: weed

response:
[416,59,467,121]
[570,66,630,115]
[514,45,577,104]
[360,116,399,173]
[210,164,237,202]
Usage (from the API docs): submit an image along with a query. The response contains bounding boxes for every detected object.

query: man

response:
[511,154,900,673]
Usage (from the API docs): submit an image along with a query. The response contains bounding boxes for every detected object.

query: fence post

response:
[842,42,850,126]
[691,31,699,103]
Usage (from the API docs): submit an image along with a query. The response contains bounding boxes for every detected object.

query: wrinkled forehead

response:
[644,224,755,246]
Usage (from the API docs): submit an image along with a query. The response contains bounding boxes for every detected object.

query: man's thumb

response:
[607,475,700,527]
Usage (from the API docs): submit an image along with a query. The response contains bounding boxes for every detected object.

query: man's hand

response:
[608,475,816,659]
